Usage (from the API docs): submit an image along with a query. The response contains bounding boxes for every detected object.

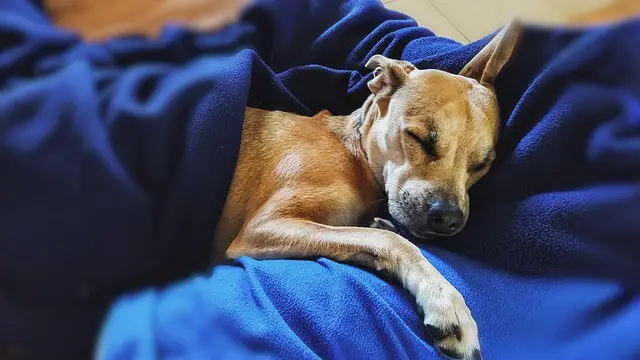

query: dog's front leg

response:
[227,218,480,359]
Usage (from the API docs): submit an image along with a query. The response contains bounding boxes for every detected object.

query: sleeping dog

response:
[214,20,521,359]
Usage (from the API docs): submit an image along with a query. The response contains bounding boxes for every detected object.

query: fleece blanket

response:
[1,0,639,359]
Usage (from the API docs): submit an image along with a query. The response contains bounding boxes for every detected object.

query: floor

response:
[46,0,249,40]
[48,0,640,41]
[384,0,640,43]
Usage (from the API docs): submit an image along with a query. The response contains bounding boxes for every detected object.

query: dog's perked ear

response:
[460,18,522,87]
[365,55,416,97]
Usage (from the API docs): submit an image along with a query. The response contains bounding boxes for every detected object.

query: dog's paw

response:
[416,284,481,360]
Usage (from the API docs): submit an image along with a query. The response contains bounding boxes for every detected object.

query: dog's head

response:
[361,20,520,239]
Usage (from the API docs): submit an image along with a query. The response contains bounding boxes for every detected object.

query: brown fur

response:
[213,20,521,359]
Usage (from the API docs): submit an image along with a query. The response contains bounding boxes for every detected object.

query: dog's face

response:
[362,21,520,239]
[377,70,499,239]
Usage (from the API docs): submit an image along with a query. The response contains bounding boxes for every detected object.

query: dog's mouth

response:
[408,229,436,241]
[408,226,463,241]
[386,201,466,240]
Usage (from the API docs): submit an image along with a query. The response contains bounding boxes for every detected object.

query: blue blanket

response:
[1,0,639,359]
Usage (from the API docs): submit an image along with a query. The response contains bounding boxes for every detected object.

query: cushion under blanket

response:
[1,0,639,359]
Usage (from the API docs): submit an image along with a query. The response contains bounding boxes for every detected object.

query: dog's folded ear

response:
[460,18,522,87]
[365,55,416,97]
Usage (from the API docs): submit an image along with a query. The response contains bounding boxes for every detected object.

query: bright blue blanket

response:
[1,0,639,359]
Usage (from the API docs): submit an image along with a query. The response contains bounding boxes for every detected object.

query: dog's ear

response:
[365,55,416,97]
[460,18,521,87]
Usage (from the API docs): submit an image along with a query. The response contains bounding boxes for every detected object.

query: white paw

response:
[416,282,481,359]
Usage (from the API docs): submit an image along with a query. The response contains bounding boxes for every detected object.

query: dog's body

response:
[213,107,381,255]
[214,21,520,360]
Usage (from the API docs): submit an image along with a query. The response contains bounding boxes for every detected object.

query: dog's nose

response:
[428,201,463,235]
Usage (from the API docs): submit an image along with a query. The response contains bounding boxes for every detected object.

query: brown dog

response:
[213,20,521,359]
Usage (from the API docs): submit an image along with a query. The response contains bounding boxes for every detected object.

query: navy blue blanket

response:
[1,0,639,359]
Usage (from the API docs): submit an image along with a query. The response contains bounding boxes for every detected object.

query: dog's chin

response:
[406,225,465,241]
[408,229,436,241]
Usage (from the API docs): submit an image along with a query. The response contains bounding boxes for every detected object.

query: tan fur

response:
[379,70,499,236]
[213,20,521,359]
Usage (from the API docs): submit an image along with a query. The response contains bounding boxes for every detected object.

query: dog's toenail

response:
[426,325,448,340]
[438,347,464,359]
[471,349,483,360]
[452,324,462,341]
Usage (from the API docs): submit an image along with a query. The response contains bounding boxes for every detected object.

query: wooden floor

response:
[45,0,248,40]
[46,0,639,42]
[569,0,640,25]
[386,0,640,43]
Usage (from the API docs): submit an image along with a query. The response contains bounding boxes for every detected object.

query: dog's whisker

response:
[387,181,411,198]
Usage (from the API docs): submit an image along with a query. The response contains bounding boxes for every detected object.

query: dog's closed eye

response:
[471,161,489,173]
[470,151,495,173]
[407,130,437,158]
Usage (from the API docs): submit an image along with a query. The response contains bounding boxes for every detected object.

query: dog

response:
[213,20,521,360]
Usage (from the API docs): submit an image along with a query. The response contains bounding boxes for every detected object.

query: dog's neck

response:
[325,97,384,194]
[325,98,374,160]
[326,113,364,158]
